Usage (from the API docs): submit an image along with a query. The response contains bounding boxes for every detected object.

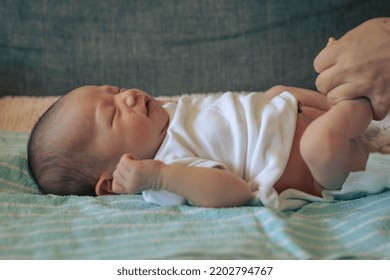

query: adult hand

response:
[314,17,390,120]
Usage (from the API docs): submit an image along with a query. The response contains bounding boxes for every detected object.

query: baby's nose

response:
[124,94,135,107]
[119,90,136,107]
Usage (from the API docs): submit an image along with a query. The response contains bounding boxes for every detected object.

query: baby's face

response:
[58,85,169,171]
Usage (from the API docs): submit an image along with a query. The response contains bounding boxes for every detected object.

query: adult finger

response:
[370,95,390,120]
[325,82,361,105]
[326,82,390,120]
[313,39,340,73]
[315,61,348,95]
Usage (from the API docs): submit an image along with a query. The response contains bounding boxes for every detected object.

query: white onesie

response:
[142,91,300,210]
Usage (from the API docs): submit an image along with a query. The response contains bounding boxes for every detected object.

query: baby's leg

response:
[300,98,374,189]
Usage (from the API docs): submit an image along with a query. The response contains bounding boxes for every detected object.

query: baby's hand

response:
[112,154,165,194]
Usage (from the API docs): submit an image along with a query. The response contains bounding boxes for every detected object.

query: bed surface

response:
[1,96,390,260]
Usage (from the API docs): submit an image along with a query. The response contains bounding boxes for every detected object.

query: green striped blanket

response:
[1,130,389,259]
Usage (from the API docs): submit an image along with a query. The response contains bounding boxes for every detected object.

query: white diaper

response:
[254,153,390,211]
[322,153,390,202]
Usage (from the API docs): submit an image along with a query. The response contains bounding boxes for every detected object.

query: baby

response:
[27,84,381,210]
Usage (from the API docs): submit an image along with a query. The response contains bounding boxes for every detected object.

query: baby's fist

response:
[112,154,164,194]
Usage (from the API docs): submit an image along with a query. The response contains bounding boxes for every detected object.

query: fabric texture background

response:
[1,0,389,97]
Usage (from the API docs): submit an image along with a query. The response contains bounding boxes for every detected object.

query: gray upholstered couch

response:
[1,0,389,97]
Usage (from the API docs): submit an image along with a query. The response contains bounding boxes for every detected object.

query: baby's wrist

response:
[151,160,166,191]
[156,162,174,192]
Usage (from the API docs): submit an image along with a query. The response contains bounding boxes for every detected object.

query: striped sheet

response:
[1,130,390,259]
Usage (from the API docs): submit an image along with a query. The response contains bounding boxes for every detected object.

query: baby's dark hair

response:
[27,95,109,196]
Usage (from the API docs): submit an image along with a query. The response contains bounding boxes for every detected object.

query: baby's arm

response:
[112,154,251,208]
[300,98,373,189]
[263,85,332,111]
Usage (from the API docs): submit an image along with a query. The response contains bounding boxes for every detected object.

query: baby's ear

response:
[95,172,115,196]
